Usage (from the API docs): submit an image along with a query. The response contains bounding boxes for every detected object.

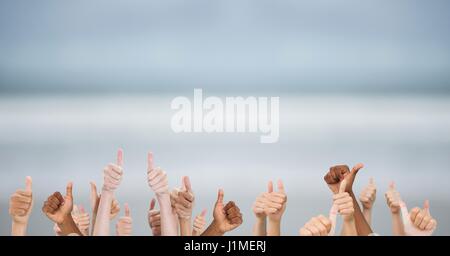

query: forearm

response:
[341,217,357,236]
[252,217,267,236]
[157,194,178,236]
[93,189,113,236]
[267,219,280,236]
[391,213,405,236]
[58,215,82,236]
[90,211,97,236]
[11,221,27,236]
[349,192,373,236]
[179,218,192,236]
[201,221,224,236]
[362,208,372,226]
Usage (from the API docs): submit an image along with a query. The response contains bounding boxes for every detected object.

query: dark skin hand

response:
[202,189,243,236]
[42,186,82,236]
[324,163,373,236]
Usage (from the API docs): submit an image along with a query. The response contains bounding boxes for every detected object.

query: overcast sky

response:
[1,0,450,93]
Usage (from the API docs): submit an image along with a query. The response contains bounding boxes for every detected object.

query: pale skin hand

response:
[72,205,90,236]
[89,181,121,234]
[93,149,124,236]
[148,198,161,236]
[385,181,404,236]
[252,191,267,236]
[359,177,376,225]
[266,180,287,236]
[147,152,178,236]
[172,176,195,236]
[400,200,437,236]
[323,163,372,235]
[333,180,357,236]
[42,182,82,236]
[9,176,33,236]
[299,214,333,236]
[116,203,132,236]
[201,189,243,236]
[192,209,207,236]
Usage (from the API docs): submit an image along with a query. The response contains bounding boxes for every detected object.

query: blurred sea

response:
[1,93,449,235]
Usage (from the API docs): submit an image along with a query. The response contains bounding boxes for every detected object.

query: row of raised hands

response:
[8,149,242,236]
[8,150,437,236]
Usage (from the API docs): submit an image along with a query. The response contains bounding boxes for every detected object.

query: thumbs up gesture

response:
[324,163,364,194]
[299,207,337,236]
[333,180,354,220]
[385,181,402,214]
[42,182,74,224]
[147,152,169,195]
[147,198,161,236]
[116,203,133,236]
[207,189,243,235]
[400,200,437,236]
[359,178,376,210]
[102,149,124,192]
[9,176,33,225]
[172,176,195,219]
[265,180,287,222]
[192,209,207,236]
[72,205,90,236]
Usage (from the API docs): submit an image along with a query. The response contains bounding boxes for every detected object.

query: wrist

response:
[255,216,266,223]
[11,221,27,236]
[211,220,225,235]
[268,216,281,224]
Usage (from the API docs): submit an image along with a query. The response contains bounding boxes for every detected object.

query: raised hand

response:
[42,182,82,236]
[93,149,124,236]
[103,149,124,192]
[359,177,376,225]
[148,198,161,236]
[72,205,90,236]
[400,200,437,236]
[266,180,287,222]
[202,189,243,236]
[299,213,334,236]
[333,180,357,235]
[173,176,195,219]
[192,209,207,236]
[324,163,364,194]
[146,151,178,236]
[323,163,372,235]
[147,152,169,195]
[385,181,401,214]
[360,177,376,209]
[42,182,74,224]
[116,203,133,236]
[9,176,33,236]
[90,182,121,219]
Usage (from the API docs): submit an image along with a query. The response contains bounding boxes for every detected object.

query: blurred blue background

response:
[1,0,449,235]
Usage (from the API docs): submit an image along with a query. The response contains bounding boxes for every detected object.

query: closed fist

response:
[72,205,90,236]
[299,215,332,236]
